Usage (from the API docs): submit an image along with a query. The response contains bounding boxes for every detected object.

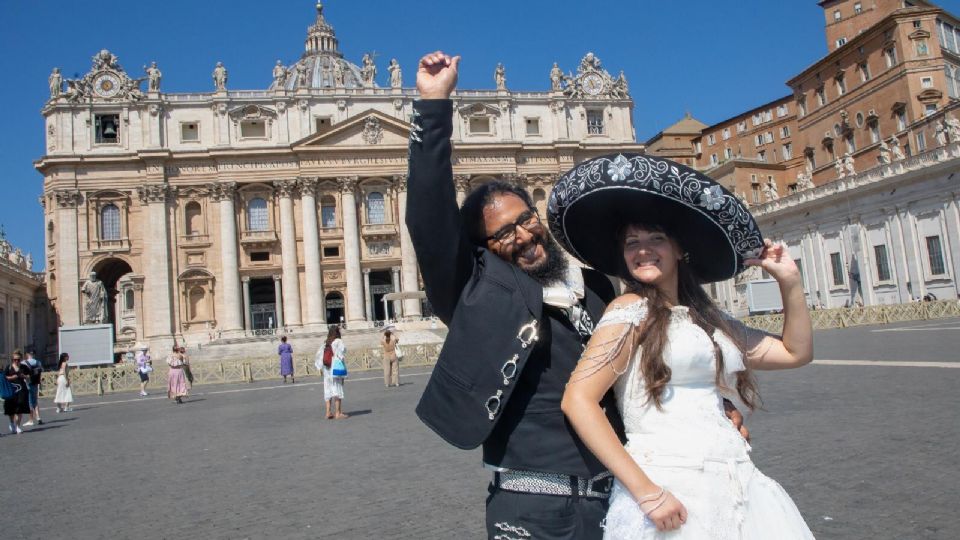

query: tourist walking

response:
[166,345,190,404]
[380,327,400,388]
[23,351,43,426]
[554,153,814,537]
[320,326,348,419]
[3,351,30,434]
[54,353,73,413]
[278,335,295,383]
[135,343,152,397]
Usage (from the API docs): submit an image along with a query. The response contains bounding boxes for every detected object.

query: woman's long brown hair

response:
[618,223,761,411]
[325,325,341,347]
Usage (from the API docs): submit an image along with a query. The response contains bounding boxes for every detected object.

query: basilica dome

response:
[269,2,374,90]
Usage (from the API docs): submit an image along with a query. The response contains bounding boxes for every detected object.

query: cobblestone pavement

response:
[1,318,958,539]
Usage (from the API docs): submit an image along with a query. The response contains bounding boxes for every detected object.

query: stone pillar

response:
[454,174,471,206]
[395,175,423,317]
[273,275,284,329]
[391,266,402,319]
[299,177,325,327]
[211,182,243,333]
[363,268,373,321]
[275,179,302,327]
[137,184,175,340]
[241,276,252,331]
[339,176,366,324]
[54,190,82,325]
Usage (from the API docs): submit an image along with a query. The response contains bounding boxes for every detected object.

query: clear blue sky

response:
[3,0,959,271]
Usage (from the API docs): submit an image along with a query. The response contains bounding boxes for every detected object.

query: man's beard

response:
[520,232,570,286]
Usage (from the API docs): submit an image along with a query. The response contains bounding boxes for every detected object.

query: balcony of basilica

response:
[240,229,279,247]
[360,222,398,241]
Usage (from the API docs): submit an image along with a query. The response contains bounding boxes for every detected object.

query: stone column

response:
[363,268,373,321]
[391,266,402,319]
[273,275,284,329]
[275,179,302,327]
[299,177,325,327]
[454,174,471,206]
[241,276,251,331]
[395,175,422,317]
[339,176,366,324]
[137,184,175,340]
[54,190,82,325]
[211,182,243,333]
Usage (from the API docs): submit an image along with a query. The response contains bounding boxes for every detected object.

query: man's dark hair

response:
[460,181,536,246]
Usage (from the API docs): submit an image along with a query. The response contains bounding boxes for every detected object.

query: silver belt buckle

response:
[585,471,613,498]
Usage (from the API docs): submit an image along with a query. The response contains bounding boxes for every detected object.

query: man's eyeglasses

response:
[485,209,542,246]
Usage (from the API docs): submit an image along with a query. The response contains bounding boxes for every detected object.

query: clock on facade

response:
[93,73,122,98]
[581,73,604,96]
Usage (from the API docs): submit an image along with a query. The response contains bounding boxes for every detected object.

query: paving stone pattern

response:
[1,319,957,539]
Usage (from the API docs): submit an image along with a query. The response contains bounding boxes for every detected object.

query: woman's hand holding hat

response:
[744,238,802,289]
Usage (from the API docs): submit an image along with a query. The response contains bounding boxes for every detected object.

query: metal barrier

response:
[41,300,958,398]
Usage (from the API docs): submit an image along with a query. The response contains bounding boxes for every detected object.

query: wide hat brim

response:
[547,153,764,283]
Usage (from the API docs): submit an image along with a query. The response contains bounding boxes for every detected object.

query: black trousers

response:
[485,484,608,540]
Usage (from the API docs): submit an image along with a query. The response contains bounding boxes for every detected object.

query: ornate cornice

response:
[137,183,175,204]
[208,181,238,202]
[273,178,299,198]
[54,189,83,209]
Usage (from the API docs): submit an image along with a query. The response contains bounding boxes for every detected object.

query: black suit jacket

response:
[407,99,618,451]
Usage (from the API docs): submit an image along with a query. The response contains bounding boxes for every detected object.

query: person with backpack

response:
[316,326,348,420]
[22,351,44,426]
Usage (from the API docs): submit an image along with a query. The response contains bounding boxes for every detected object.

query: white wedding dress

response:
[596,300,814,540]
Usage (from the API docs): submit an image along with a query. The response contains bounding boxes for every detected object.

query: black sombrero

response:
[547,153,764,283]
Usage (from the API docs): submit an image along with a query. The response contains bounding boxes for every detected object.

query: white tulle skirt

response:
[603,458,814,540]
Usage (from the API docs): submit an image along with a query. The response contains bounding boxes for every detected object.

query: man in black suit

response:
[406,51,745,539]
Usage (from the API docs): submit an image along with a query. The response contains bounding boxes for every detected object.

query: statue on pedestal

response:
[550,62,563,91]
[360,53,377,87]
[388,59,402,88]
[835,158,846,179]
[48,67,62,99]
[935,122,948,147]
[843,152,856,176]
[494,63,506,91]
[796,170,814,191]
[272,60,287,87]
[212,62,228,91]
[762,180,779,201]
[890,136,905,161]
[81,272,109,325]
[144,61,162,92]
[878,139,891,164]
[333,59,345,87]
[946,113,960,142]
[296,62,308,88]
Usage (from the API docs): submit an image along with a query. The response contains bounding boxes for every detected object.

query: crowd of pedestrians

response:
[2,349,66,435]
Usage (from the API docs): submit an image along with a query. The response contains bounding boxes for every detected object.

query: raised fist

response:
[417,51,460,99]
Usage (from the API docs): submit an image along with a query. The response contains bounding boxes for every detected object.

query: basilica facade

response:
[37,3,641,351]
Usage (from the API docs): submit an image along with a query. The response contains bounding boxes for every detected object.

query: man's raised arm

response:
[405,52,474,324]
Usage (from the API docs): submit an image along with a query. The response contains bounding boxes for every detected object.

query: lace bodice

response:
[595,298,761,462]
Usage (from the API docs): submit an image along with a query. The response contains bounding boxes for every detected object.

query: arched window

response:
[101,204,121,240]
[185,201,203,236]
[366,192,385,224]
[247,198,268,231]
[320,195,337,228]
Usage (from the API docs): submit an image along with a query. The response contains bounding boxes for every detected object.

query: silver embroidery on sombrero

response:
[549,154,764,273]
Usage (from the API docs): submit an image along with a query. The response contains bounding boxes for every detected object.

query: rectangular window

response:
[836,76,846,95]
[859,62,871,82]
[323,245,340,258]
[249,251,270,262]
[836,38,847,48]
[95,114,120,144]
[777,104,789,117]
[180,122,199,142]
[798,98,807,117]
[846,133,856,154]
[710,153,718,165]
[781,125,791,138]
[470,116,492,134]
[755,134,764,146]
[722,128,731,140]
[708,133,716,145]
[830,252,845,286]
[834,10,841,22]
[586,110,604,135]
[321,205,336,228]
[874,244,892,281]
[525,118,540,136]
[854,2,862,14]
[897,109,907,131]
[315,117,332,133]
[783,143,793,160]
[763,110,773,122]
[885,48,898,68]
[917,40,929,56]
[724,147,733,160]
[870,122,880,143]
[240,120,266,138]
[758,150,766,162]
[917,130,926,151]
[946,65,959,98]
[752,113,762,126]
[921,77,933,89]
[737,121,747,133]
[751,183,760,203]
[926,236,946,275]
[816,87,826,106]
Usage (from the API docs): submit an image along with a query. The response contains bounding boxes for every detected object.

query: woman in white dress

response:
[318,326,348,420]
[54,353,73,413]
[550,153,815,538]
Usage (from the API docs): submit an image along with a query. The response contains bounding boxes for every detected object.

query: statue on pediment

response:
[835,158,846,179]
[495,63,506,91]
[296,62,308,88]
[878,139,891,164]
[212,62,228,91]
[550,62,563,91]
[612,70,629,98]
[890,136,905,161]
[388,59,402,88]
[92,49,121,71]
[144,61,161,92]
[762,179,779,201]
[49,68,62,99]
[796,170,814,191]
[935,122,948,147]
[360,53,377,87]
[333,59,345,87]
[273,60,287,87]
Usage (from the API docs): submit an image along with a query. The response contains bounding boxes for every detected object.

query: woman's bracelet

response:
[635,487,665,505]
[641,495,668,517]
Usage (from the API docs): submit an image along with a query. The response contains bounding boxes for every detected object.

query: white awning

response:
[382,291,427,301]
